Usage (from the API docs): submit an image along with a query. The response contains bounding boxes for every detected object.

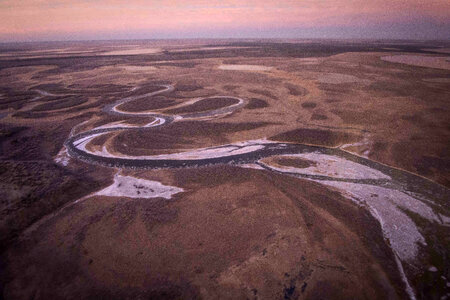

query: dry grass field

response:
[0,39,449,299]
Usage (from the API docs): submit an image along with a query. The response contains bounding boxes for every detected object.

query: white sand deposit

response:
[261,153,390,180]
[340,133,372,158]
[239,163,266,170]
[95,173,183,199]
[119,65,157,72]
[54,147,70,166]
[320,181,439,261]
[297,58,321,65]
[92,117,164,130]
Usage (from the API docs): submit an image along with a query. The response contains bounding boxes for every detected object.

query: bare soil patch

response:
[218,64,273,71]
[382,55,450,70]
[318,73,367,84]
[164,97,240,114]
[275,157,317,169]
[248,89,277,99]
[271,128,359,147]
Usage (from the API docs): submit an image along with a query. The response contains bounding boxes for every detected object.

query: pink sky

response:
[1,0,449,41]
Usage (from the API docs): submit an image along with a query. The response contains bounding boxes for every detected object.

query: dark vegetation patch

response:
[164,97,239,114]
[301,102,317,109]
[276,158,317,169]
[367,81,418,98]
[118,95,178,112]
[0,111,107,249]
[249,89,277,99]
[31,95,88,111]
[284,284,296,299]
[331,109,383,125]
[0,116,89,159]
[12,111,50,118]
[154,62,199,68]
[62,100,103,114]
[271,128,359,147]
[391,141,450,187]
[307,280,351,299]
[372,141,388,153]
[35,95,69,102]
[140,199,179,231]
[285,83,308,96]
[246,98,268,109]
[223,85,239,91]
[0,126,27,156]
[401,209,450,299]
[13,98,98,118]
[401,113,427,126]
[30,83,70,94]
[224,41,433,58]
[221,59,241,64]
[67,83,131,95]
[142,281,200,300]
[0,87,38,110]
[311,113,328,120]
[0,160,105,251]
[2,56,122,75]
[414,156,450,182]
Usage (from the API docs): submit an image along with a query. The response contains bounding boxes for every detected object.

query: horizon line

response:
[1,37,450,45]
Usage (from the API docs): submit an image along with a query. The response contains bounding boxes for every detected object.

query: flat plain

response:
[0,39,449,299]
